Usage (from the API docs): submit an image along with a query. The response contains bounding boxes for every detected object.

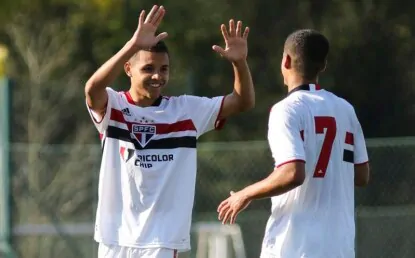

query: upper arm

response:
[268,103,306,168]
[353,111,369,164]
[355,162,370,187]
[218,92,255,120]
[85,80,108,118]
[86,87,115,133]
[351,108,370,186]
[218,93,241,120]
[274,161,306,187]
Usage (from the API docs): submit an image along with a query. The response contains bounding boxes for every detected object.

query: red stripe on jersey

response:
[153,120,196,134]
[300,130,304,141]
[124,91,135,105]
[120,147,125,159]
[110,108,196,134]
[99,133,103,140]
[345,132,354,145]
[110,109,126,123]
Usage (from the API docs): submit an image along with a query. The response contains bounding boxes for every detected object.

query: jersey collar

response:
[287,83,321,96]
[125,91,163,107]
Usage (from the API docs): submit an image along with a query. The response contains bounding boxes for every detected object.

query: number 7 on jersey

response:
[313,116,336,178]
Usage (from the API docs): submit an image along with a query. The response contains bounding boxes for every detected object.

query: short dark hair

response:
[284,29,329,80]
[130,41,169,63]
[146,40,169,55]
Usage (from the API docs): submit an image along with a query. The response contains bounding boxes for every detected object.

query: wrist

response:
[232,59,248,68]
[124,40,142,54]
[240,188,254,202]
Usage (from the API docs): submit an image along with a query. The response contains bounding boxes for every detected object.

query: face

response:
[125,50,170,99]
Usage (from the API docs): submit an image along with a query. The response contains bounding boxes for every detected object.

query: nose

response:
[151,72,162,80]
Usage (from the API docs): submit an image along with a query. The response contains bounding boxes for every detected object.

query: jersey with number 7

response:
[262,84,369,257]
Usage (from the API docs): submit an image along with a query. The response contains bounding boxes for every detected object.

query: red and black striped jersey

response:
[87,87,225,251]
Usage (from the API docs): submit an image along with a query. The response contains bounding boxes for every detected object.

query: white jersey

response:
[87,87,225,251]
[262,84,368,258]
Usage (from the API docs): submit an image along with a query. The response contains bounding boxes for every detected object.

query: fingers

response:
[138,10,145,26]
[236,21,242,37]
[143,5,165,26]
[229,19,236,37]
[217,199,228,212]
[222,19,249,39]
[218,200,230,216]
[243,27,250,40]
[212,45,226,57]
[155,32,169,42]
[222,207,233,224]
[152,6,166,27]
[230,209,240,224]
[220,24,229,41]
[218,205,229,221]
[144,5,159,23]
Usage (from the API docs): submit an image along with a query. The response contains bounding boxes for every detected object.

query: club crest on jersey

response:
[132,124,156,147]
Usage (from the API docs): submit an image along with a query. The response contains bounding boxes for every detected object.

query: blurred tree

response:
[6,15,97,258]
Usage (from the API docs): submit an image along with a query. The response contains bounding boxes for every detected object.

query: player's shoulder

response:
[107,87,128,100]
[271,94,304,115]
[326,91,356,114]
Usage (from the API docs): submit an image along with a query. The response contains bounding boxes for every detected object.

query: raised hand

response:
[130,5,168,50]
[212,19,250,63]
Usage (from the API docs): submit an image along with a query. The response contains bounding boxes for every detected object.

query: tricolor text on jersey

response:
[133,154,174,168]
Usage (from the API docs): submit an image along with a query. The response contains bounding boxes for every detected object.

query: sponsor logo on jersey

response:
[121,107,131,116]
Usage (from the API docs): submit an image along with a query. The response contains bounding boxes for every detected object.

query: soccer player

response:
[217,29,370,258]
[84,5,254,258]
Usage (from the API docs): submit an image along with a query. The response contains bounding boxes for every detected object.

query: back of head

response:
[284,29,329,80]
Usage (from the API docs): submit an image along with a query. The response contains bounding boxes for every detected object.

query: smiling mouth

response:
[148,82,164,88]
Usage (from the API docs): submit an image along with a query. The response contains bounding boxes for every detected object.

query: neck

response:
[128,89,160,107]
[286,75,318,93]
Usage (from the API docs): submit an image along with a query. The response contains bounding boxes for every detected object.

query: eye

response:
[142,66,154,73]
[161,66,169,73]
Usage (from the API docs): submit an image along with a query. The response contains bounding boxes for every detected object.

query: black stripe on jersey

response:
[343,150,354,163]
[107,126,196,149]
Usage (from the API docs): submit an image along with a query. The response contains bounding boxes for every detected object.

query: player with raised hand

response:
[217,29,370,258]
[85,4,255,258]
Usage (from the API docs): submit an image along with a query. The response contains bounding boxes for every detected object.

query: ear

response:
[124,62,132,77]
[320,59,328,73]
[284,54,292,69]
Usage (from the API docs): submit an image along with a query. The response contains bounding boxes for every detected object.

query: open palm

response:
[213,20,250,62]
[130,5,168,50]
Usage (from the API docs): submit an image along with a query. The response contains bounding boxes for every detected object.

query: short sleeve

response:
[268,103,306,168]
[183,95,225,138]
[352,110,369,164]
[86,87,117,134]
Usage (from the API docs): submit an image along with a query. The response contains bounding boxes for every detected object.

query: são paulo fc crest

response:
[131,124,156,147]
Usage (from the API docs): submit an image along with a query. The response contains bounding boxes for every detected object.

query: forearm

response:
[241,171,303,201]
[85,41,138,109]
[231,60,255,110]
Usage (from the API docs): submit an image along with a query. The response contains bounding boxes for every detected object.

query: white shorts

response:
[98,243,178,258]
